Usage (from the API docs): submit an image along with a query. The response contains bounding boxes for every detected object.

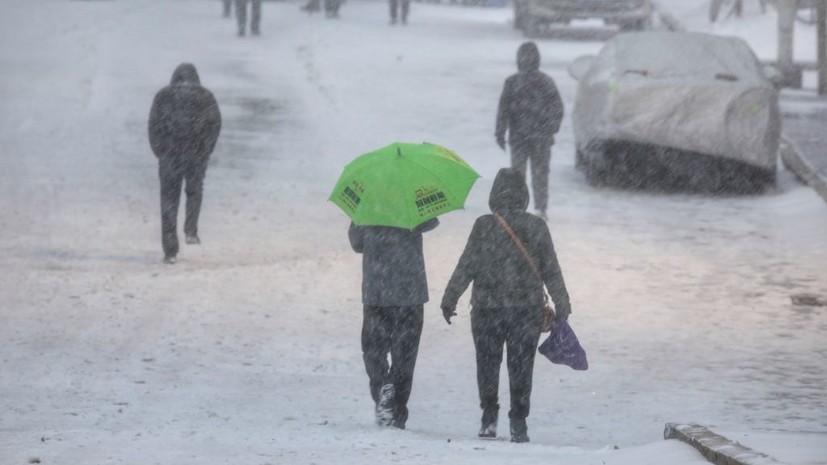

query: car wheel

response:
[513,6,525,29]
[619,18,647,31]
[523,15,543,38]
[584,155,607,186]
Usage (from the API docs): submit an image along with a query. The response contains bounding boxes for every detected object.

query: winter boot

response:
[478,407,498,438]
[163,254,177,265]
[391,406,408,430]
[510,417,529,443]
[375,383,395,427]
[185,235,201,245]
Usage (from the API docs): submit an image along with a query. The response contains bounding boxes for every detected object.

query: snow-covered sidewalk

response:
[0,1,825,464]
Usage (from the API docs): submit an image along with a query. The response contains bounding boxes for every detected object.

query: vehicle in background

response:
[568,31,782,194]
[513,0,653,37]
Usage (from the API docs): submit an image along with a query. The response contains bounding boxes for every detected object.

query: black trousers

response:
[361,305,424,423]
[510,142,551,213]
[389,0,410,21]
[235,0,261,33]
[324,0,342,15]
[158,156,208,258]
[471,306,542,420]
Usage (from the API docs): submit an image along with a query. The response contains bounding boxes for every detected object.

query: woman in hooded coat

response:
[441,168,571,443]
[495,41,564,220]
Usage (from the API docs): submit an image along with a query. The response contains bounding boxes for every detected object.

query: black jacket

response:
[349,218,439,307]
[495,42,564,149]
[442,168,570,312]
[149,63,222,161]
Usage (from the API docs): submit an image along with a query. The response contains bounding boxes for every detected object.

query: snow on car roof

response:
[603,31,766,84]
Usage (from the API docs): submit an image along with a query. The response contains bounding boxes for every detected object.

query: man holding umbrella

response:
[331,142,479,429]
[349,218,438,429]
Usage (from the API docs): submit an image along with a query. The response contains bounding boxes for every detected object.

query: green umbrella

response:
[329,142,480,230]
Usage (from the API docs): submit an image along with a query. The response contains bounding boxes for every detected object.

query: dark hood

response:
[517,41,541,73]
[489,168,529,214]
[170,63,201,86]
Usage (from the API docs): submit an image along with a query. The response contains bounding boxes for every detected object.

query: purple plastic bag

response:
[538,320,588,370]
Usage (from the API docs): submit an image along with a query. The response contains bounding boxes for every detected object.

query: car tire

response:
[575,149,585,170]
[523,15,543,38]
[619,17,648,31]
[514,5,527,30]
[583,155,607,186]
[513,5,525,30]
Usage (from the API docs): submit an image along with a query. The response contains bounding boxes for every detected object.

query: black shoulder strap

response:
[494,213,542,283]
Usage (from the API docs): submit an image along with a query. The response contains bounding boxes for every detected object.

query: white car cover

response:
[572,32,780,171]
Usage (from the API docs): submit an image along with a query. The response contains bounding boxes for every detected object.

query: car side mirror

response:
[762,64,783,89]
[568,55,595,81]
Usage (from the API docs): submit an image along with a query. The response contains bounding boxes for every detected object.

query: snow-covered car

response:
[569,31,781,193]
[513,0,652,36]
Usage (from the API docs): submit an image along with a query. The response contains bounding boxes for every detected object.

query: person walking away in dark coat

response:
[301,0,321,13]
[389,0,410,24]
[440,168,571,443]
[324,0,342,18]
[235,0,261,36]
[148,63,222,264]
[349,218,439,429]
[495,42,564,221]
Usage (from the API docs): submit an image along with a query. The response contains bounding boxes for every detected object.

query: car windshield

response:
[608,32,763,82]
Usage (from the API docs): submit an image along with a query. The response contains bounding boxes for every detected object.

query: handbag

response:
[538,320,588,370]
[494,213,555,333]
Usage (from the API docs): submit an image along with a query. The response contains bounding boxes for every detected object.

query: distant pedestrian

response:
[301,0,321,13]
[709,0,745,23]
[389,0,410,24]
[235,0,261,36]
[441,168,571,443]
[324,0,342,18]
[148,63,222,264]
[348,218,439,429]
[495,42,564,221]
[222,0,233,17]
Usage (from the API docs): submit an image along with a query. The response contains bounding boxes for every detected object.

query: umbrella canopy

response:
[330,142,480,230]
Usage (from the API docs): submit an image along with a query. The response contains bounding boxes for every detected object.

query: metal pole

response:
[778,0,799,87]
[818,0,827,95]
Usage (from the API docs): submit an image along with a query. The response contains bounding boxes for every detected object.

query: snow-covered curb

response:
[664,424,787,465]
[780,136,827,203]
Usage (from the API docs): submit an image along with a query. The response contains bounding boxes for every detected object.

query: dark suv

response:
[513,0,653,36]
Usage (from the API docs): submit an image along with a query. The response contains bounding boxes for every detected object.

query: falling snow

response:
[0,1,825,464]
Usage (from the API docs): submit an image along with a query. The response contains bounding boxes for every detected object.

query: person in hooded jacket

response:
[495,42,564,221]
[349,217,439,430]
[324,0,342,18]
[441,168,571,443]
[234,0,262,36]
[148,63,222,264]
[389,0,410,24]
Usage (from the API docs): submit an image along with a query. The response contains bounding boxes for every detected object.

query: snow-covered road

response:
[1,1,825,464]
